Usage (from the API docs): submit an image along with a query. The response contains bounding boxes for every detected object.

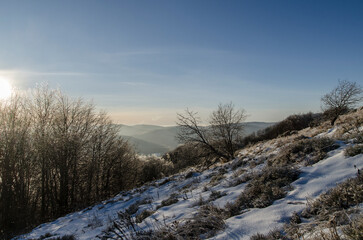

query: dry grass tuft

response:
[345,144,363,157]
[135,209,155,223]
[270,137,339,166]
[157,194,179,209]
[285,174,363,240]
[302,174,363,220]
[225,165,300,217]
[149,204,225,239]
[250,229,286,240]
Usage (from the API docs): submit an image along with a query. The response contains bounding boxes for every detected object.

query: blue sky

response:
[0,0,362,125]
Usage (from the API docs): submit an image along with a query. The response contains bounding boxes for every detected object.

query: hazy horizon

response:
[1,0,362,125]
[117,120,276,127]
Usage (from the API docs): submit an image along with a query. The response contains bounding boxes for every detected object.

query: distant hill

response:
[119,122,274,155]
[122,136,170,155]
[133,127,180,151]
[118,124,165,136]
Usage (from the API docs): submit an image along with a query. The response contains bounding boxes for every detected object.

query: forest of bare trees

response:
[0,86,139,238]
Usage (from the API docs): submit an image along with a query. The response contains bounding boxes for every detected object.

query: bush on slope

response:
[225,165,300,217]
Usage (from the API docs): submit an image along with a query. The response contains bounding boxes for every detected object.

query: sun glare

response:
[0,77,13,99]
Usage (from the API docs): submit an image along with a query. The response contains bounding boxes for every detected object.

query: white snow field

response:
[15,117,363,240]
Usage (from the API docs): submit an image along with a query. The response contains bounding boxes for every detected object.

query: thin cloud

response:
[102,47,231,58]
[119,81,149,86]
[0,69,89,77]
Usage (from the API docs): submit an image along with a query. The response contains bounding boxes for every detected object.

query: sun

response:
[0,77,13,99]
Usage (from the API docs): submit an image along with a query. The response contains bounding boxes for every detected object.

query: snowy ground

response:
[15,123,363,240]
[214,149,362,239]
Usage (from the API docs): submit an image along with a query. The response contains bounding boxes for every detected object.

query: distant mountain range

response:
[118,122,275,155]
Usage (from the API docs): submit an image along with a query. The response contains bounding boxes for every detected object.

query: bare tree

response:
[321,80,362,125]
[177,103,246,160]
[30,85,56,219]
[0,86,141,237]
[0,93,34,235]
[210,103,247,158]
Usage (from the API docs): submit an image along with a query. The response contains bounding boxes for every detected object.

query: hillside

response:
[15,110,363,240]
[118,125,166,136]
[122,136,170,155]
[119,122,274,154]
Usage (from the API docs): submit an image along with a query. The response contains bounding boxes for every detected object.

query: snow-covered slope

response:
[215,149,362,239]
[15,113,363,240]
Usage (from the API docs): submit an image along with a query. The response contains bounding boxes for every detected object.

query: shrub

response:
[302,174,363,220]
[285,212,363,240]
[35,235,77,240]
[103,200,225,239]
[138,156,173,184]
[87,214,103,229]
[342,214,363,240]
[126,201,141,215]
[56,236,76,240]
[157,194,179,209]
[225,166,300,217]
[250,233,266,240]
[135,210,155,223]
[271,137,339,166]
[345,144,363,157]
[128,204,226,240]
[209,190,227,201]
[172,204,225,239]
[164,142,208,172]
[231,157,247,170]
[229,173,253,187]
[352,134,363,144]
[100,211,152,239]
[285,174,363,240]
[184,171,196,179]
[224,201,240,217]
[241,112,322,146]
[290,212,302,224]
[37,233,54,239]
[125,197,152,215]
[209,172,225,186]
[158,178,171,186]
[232,168,247,178]
[193,194,206,207]
[250,229,286,240]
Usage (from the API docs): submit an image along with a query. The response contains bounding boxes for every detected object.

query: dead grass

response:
[270,137,339,166]
[209,172,225,186]
[135,209,155,223]
[100,211,153,239]
[302,174,363,220]
[176,204,225,239]
[335,108,363,139]
[146,204,225,239]
[250,229,286,240]
[225,165,300,217]
[125,197,152,215]
[157,193,179,209]
[342,214,363,240]
[285,174,363,240]
[345,144,363,157]
[229,171,253,187]
[285,212,363,240]
[209,190,227,201]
